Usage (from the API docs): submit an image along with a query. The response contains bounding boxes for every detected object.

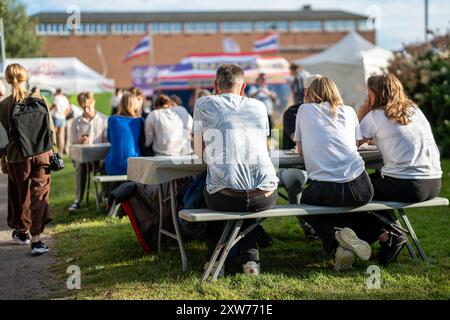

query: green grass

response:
[68,92,113,115]
[47,159,450,300]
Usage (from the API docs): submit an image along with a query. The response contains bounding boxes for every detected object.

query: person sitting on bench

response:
[68,92,108,212]
[193,64,279,276]
[357,73,443,265]
[293,75,375,271]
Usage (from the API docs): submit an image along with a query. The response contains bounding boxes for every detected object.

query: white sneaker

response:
[243,261,260,275]
[335,227,371,260]
[204,261,225,277]
[334,246,355,271]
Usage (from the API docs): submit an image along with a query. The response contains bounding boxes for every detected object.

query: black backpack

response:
[10,97,53,158]
[0,120,8,156]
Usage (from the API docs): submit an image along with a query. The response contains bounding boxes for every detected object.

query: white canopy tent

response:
[296,31,393,108]
[3,57,115,94]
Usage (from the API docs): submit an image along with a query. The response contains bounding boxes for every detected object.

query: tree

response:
[0,0,42,58]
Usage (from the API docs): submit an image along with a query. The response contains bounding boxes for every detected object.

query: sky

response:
[22,0,450,51]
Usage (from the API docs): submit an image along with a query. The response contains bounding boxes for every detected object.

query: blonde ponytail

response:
[5,63,29,103]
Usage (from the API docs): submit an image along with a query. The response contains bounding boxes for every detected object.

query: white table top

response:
[127,149,383,185]
[68,143,111,163]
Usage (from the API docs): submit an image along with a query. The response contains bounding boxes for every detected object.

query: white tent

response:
[4,57,115,94]
[296,31,393,108]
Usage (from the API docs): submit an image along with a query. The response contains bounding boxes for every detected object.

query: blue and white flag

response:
[253,33,279,53]
[123,34,152,63]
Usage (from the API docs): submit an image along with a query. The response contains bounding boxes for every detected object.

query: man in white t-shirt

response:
[194,64,279,276]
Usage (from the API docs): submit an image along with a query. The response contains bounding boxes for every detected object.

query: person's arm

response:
[296,141,303,156]
[248,86,259,98]
[293,106,303,154]
[144,114,154,147]
[357,101,372,122]
[70,119,80,144]
[192,102,205,161]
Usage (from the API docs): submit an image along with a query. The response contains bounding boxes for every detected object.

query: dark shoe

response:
[256,225,273,249]
[68,202,81,212]
[31,241,50,256]
[12,230,31,245]
[302,222,320,241]
[378,232,407,265]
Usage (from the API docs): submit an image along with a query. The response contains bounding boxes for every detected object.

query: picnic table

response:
[127,148,383,272]
[68,143,111,206]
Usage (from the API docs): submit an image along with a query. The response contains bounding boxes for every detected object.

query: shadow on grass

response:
[51,216,449,300]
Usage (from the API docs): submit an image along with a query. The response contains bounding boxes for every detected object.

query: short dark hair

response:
[55,88,63,95]
[290,63,301,72]
[216,64,245,91]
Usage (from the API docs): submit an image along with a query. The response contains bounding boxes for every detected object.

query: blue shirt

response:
[105,115,143,175]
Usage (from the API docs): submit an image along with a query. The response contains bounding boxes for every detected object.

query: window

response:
[221,21,253,33]
[358,19,373,31]
[186,22,218,33]
[291,20,322,31]
[255,21,288,32]
[151,22,183,34]
[37,24,47,35]
[324,20,356,31]
[112,23,146,34]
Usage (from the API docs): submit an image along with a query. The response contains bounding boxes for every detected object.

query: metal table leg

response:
[398,209,428,261]
[158,184,164,254]
[169,180,188,272]
[86,162,90,207]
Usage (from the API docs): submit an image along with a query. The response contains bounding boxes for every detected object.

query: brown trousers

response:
[6,151,52,236]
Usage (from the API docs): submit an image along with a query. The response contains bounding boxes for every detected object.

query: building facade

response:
[33,6,375,87]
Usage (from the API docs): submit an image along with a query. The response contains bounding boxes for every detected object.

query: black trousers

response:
[364,171,442,236]
[204,188,278,264]
[300,171,375,255]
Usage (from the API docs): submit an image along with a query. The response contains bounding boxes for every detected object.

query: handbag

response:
[49,151,65,172]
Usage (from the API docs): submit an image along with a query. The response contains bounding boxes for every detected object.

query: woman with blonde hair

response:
[293,75,375,271]
[0,63,55,255]
[105,92,144,175]
[358,73,442,265]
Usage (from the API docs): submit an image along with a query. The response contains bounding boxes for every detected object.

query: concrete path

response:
[0,173,57,300]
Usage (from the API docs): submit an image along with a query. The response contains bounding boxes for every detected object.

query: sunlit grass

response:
[47,158,450,300]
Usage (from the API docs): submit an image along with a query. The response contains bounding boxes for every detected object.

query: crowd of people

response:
[0,62,443,280]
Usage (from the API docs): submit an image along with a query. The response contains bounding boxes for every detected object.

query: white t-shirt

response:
[360,108,442,179]
[52,94,70,119]
[293,102,365,182]
[194,94,279,194]
[70,112,108,145]
[145,106,193,156]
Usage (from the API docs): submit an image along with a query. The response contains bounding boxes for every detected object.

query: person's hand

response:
[1,159,8,175]
[357,100,372,122]
[81,135,90,144]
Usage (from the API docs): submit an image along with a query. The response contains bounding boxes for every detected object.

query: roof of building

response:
[32,8,368,23]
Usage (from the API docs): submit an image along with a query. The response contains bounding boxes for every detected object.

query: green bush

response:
[388,35,450,156]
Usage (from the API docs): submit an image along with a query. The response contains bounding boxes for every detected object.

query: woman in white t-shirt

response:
[293,75,375,271]
[358,73,442,265]
[145,94,193,156]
